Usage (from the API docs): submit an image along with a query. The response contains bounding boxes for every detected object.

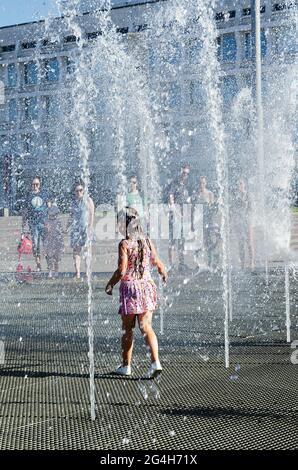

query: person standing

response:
[191,176,215,268]
[126,175,147,231]
[66,181,95,280]
[232,177,255,270]
[21,176,49,271]
[165,163,191,270]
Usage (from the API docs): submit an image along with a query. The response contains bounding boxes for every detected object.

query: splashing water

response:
[34,0,298,418]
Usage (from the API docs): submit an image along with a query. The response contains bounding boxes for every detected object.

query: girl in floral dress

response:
[105,207,167,378]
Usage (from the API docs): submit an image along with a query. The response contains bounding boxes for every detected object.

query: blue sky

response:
[0,0,138,28]
[0,0,60,27]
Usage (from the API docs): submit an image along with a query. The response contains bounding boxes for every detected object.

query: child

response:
[105,207,167,378]
[44,205,64,278]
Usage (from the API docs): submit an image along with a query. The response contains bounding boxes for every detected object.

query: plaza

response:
[0,0,297,453]
[0,270,298,450]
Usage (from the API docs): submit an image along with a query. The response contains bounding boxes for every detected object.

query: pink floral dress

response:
[119,238,157,315]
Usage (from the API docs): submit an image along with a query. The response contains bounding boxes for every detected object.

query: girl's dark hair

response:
[118,207,149,279]
[73,179,85,191]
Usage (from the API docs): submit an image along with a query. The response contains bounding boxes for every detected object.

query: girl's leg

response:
[73,246,81,278]
[121,315,136,366]
[138,311,159,363]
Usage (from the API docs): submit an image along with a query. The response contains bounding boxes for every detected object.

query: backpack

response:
[18,234,33,255]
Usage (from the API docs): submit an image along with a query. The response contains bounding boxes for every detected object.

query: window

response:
[8,99,17,122]
[7,63,17,87]
[24,61,38,85]
[272,2,295,12]
[242,8,251,16]
[243,5,265,15]
[168,83,181,109]
[64,35,77,43]
[272,26,298,55]
[44,58,59,82]
[217,37,222,60]
[188,39,203,64]
[1,44,15,53]
[244,32,252,60]
[215,11,235,20]
[222,33,237,62]
[116,27,129,34]
[160,83,181,110]
[66,56,76,75]
[165,41,181,65]
[221,75,238,104]
[24,97,38,121]
[22,41,37,49]
[215,12,225,21]
[42,39,58,48]
[136,24,148,32]
[44,95,59,119]
[261,30,267,57]
[87,31,102,40]
[242,30,267,60]
[189,81,204,107]
[41,132,54,154]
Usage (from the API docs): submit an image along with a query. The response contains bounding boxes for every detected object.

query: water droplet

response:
[138,383,148,400]
[169,430,176,437]
[149,382,160,399]
[229,375,239,381]
[122,437,130,445]
[235,364,241,372]
[19,337,23,342]
[200,355,209,362]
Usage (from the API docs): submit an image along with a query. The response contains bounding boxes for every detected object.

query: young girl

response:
[105,207,167,378]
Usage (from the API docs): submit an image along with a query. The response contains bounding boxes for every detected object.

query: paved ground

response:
[0,268,298,450]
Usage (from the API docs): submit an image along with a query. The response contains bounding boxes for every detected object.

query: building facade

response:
[0,0,297,211]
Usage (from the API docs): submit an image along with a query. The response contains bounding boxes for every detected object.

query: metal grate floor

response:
[0,270,298,450]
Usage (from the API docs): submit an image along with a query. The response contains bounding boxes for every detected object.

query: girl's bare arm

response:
[149,240,168,282]
[105,241,128,294]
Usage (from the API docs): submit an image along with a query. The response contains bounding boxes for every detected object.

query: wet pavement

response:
[0,269,298,449]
